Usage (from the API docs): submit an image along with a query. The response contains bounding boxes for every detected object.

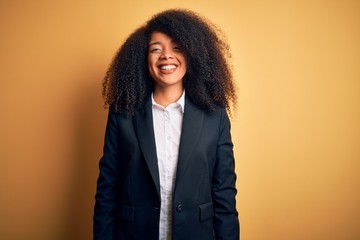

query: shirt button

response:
[176,204,183,213]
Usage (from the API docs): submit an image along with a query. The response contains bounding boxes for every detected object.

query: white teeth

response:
[160,65,176,70]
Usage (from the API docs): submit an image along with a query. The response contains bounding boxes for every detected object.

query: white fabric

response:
[152,92,185,240]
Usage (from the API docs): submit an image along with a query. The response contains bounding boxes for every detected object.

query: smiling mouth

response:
[159,64,177,70]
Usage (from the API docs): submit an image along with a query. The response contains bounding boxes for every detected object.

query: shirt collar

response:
[151,90,185,113]
[177,90,185,113]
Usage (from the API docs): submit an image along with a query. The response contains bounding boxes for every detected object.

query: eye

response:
[173,46,181,51]
[149,47,161,53]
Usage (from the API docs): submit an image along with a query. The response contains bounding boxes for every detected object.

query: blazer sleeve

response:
[212,108,240,240]
[93,109,121,240]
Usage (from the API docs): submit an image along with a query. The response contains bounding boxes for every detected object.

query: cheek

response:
[180,56,187,70]
[181,59,187,74]
[147,58,156,74]
[148,66,155,79]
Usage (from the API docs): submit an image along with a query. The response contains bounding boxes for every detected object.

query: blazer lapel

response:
[134,98,161,199]
[176,97,204,182]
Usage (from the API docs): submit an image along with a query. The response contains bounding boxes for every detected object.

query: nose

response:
[160,49,174,59]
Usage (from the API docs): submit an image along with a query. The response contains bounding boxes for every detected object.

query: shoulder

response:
[185,96,226,117]
[109,96,152,120]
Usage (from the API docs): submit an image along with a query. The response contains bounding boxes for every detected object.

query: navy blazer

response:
[94,96,239,240]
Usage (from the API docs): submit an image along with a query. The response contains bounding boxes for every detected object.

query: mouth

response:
[158,64,177,72]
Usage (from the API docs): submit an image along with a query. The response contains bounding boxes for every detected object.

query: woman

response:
[94,9,239,240]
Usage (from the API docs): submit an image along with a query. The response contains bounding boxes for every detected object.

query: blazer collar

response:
[134,96,161,199]
[176,97,204,183]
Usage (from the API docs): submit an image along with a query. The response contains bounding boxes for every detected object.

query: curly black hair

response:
[102,9,237,116]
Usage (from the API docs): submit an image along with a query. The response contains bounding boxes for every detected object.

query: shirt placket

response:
[164,109,172,237]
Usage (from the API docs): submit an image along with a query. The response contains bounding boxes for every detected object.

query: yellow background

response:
[1,0,359,239]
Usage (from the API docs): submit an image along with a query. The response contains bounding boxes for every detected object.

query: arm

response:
[93,109,121,240]
[212,108,240,240]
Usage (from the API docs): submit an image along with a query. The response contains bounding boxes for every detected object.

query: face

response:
[148,32,187,90]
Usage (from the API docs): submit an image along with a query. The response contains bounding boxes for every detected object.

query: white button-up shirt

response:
[152,92,185,240]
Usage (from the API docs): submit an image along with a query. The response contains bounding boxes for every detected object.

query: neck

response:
[153,85,184,107]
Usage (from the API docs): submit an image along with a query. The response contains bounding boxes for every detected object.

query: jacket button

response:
[176,204,183,213]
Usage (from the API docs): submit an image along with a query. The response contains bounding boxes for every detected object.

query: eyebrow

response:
[148,40,177,46]
[148,41,162,46]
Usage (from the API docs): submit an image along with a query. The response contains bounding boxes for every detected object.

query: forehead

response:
[149,32,175,45]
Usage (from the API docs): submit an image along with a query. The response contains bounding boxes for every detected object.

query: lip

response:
[157,63,178,73]
[157,63,178,67]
